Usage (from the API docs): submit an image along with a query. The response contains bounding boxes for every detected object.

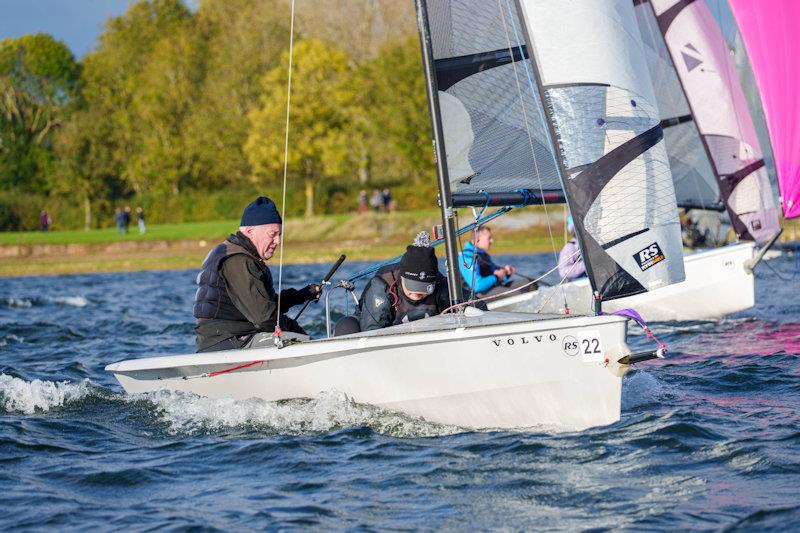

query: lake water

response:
[1,252,799,530]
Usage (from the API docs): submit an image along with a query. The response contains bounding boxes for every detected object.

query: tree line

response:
[0,0,437,231]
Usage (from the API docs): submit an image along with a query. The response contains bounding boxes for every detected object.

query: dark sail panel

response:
[426,0,563,196]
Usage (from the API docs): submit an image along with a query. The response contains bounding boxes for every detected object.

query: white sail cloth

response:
[517,0,685,299]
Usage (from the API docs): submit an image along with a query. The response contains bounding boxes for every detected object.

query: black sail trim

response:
[565,124,664,301]
[660,114,693,129]
[434,46,528,91]
[717,158,766,241]
[657,0,697,34]
[601,228,650,250]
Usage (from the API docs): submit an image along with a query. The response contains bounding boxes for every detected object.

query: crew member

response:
[339,232,450,333]
[193,196,321,352]
[459,225,532,297]
[557,215,586,280]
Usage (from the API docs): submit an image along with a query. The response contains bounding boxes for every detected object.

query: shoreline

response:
[0,238,554,278]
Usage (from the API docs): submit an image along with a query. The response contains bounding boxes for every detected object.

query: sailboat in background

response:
[729,0,800,243]
[492,0,781,321]
[106,0,685,431]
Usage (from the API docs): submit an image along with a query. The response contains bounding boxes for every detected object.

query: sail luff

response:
[647,0,781,243]
[415,0,463,305]
[514,0,685,302]
[729,0,800,220]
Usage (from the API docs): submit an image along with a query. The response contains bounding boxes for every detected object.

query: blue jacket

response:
[459,241,506,294]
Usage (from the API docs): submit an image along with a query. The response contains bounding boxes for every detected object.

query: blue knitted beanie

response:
[240,196,282,226]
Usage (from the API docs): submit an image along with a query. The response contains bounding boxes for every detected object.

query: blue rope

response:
[513,188,533,209]
[347,206,513,282]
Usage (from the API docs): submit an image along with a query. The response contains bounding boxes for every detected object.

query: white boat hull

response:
[490,242,756,321]
[107,312,632,431]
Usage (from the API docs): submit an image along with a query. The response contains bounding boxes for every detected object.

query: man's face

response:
[401,278,429,302]
[475,229,493,251]
[242,224,282,260]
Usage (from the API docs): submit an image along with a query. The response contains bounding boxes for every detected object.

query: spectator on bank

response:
[382,188,392,212]
[357,190,368,214]
[123,206,132,233]
[115,208,125,234]
[136,206,146,234]
[369,189,383,212]
[39,209,51,232]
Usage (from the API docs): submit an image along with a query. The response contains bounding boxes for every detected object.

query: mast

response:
[414,0,462,306]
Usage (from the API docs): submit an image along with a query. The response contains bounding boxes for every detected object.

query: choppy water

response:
[1,252,799,530]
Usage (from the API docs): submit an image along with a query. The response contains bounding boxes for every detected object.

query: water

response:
[1,253,799,530]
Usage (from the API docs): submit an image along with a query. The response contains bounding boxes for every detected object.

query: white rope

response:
[275,0,296,335]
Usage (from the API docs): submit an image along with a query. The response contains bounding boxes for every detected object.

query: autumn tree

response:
[0,33,79,193]
[245,39,362,217]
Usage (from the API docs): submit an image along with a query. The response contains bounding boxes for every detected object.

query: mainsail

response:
[425,0,564,204]
[729,0,800,220]
[515,0,685,301]
[639,0,780,244]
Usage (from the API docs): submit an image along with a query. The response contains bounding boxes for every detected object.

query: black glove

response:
[304,283,322,302]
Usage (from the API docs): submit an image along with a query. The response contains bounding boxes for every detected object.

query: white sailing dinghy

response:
[490,0,781,321]
[107,0,686,431]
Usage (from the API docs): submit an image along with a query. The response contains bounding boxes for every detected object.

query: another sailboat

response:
[107,0,684,431]
[491,0,780,321]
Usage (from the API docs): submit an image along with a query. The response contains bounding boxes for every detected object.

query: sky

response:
[0,0,196,58]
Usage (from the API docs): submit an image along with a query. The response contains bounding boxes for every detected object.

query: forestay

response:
[729,0,800,220]
[633,1,722,211]
[643,0,780,244]
[516,0,685,301]
[425,0,562,197]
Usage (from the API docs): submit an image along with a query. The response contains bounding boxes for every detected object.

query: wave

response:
[0,374,92,415]
[0,295,89,308]
[137,389,461,438]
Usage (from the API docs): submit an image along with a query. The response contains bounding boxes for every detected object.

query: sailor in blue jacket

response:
[459,226,533,297]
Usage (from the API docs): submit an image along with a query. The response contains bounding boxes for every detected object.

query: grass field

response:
[0,209,564,277]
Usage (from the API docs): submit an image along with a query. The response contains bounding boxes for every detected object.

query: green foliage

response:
[0,0,441,231]
[245,39,363,217]
[0,33,79,193]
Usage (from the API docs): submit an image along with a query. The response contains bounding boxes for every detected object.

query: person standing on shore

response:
[115,208,125,234]
[39,209,50,232]
[123,206,131,233]
[136,206,146,234]
[193,196,322,353]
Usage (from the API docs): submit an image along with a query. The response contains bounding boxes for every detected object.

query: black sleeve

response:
[220,255,279,331]
[279,287,309,312]
[358,277,393,331]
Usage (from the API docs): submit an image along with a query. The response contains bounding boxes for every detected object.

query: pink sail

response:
[730,0,800,220]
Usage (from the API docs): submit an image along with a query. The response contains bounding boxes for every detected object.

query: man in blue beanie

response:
[193,196,321,352]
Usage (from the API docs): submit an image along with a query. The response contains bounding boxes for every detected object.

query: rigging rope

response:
[274,0,296,340]
[346,206,514,282]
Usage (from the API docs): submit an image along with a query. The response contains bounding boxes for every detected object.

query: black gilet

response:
[192,234,267,322]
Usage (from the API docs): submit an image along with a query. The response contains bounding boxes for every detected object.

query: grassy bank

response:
[0,208,565,277]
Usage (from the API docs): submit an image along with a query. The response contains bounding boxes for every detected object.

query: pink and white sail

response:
[730,0,800,220]
[645,0,780,244]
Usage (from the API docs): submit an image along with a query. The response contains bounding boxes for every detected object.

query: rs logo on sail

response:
[634,242,665,271]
